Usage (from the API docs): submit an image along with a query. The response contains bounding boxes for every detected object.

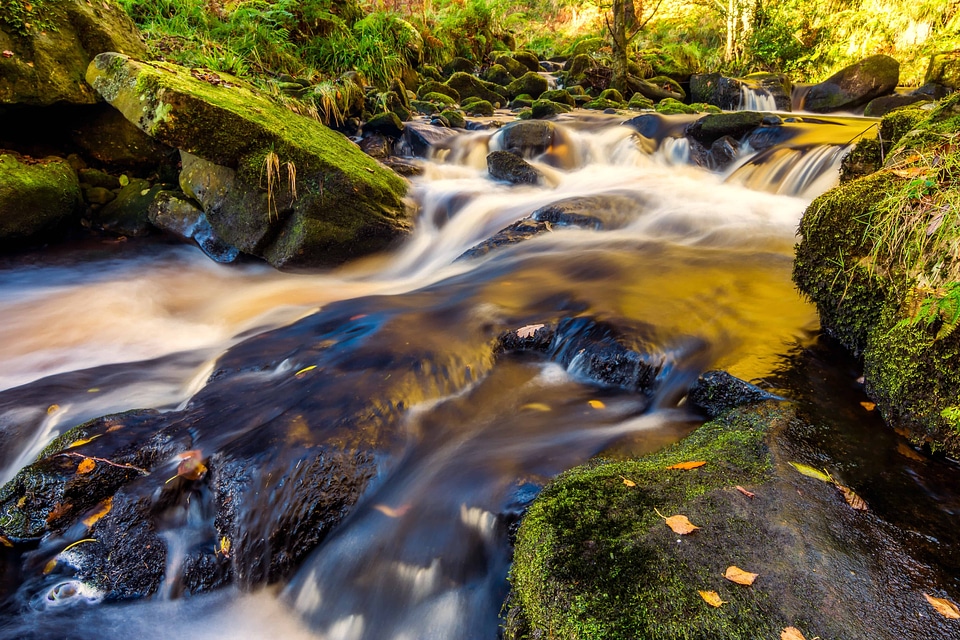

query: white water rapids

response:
[0,110,874,639]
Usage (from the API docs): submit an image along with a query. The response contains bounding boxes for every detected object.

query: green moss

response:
[583,98,622,111]
[655,98,697,115]
[508,403,786,639]
[0,153,81,239]
[539,90,575,107]
[531,99,572,119]
[440,109,465,128]
[465,99,494,116]
[422,91,458,107]
[598,88,624,103]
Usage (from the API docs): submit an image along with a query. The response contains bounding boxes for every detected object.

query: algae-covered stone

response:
[531,99,571,119]
[803,54,900,113]
[465,99,495,117]
[583,97,621,110]
[445,72,506,107]
[687,111,765,146]
[0,153,81,240]
[655,98,698,115]
[440,109,466,129]
[92,178,157,236]
[483,64,515,87]
[627,93,654,110]
[511,50,543,73]
[0,0,146,107]
[505,71,548,100]
[86,53,410,270]
[506,401,957,639]
[924,51,960,90]
[538,90,575,107]
[418,81,460,103]
[490,53,527,79]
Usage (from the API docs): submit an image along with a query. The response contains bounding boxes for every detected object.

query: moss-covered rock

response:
[506,400,958,639]
[923,51,960,90]
[464,99,495,117]
[364,111,405,138]
[564,54,594,84]
[599,88,625,103]
[487,150,542,185]
[483,63,515,87]
[531,99,572,119]
[489,52,527,79]
[655,98,698,115]
[511,50,543,73]
[446,72,506,106]
[583,98,622,111]
[442,57,476,77]
[539,90,576,107]
[505,71,548,100]
[86,53,410,270]
[92,178,158,236]
[627,94,655,110]
[0,152,81,240]
[648,75,685,100]
[421,91,458,108]
[686,111,765,147]
[0,0,146,107]
[440,109,466,129]
[418,80,460,103]
[803,54,900,113]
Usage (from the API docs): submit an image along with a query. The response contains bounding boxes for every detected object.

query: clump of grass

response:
[0,0,62,35]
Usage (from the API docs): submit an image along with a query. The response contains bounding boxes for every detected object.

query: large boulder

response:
[86,53,410,270]
[802,54,900,113]
[505,71,549,100]
[486,151,542,185]
[445,72,506,107]
[0,0,146,107]
[0,152,81,240]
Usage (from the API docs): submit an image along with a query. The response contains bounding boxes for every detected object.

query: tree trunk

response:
[725,0,735,62]
[611,0,632,93]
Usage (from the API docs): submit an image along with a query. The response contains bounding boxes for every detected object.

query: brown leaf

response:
[82,497,113,528]
[860,401,876,411]
[698,590,725,607]
[620,475,636,487]
[924,592,960,619]
[666,460,707,470]
[724,565,758,586]
[516,324,544,338]
[735,485,756,499]
[76,458,95,474]
[176,450,207,481]
[896,442,926,462]
[890,167,928,178]
[0,535,12,548]
[47,403,60,414]
[781,628,807,640]
[837,485,868,511]
[46,502,73,523]
[1,51,13,59]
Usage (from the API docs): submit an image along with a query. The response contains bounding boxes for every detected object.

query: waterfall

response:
[738,85,779,112]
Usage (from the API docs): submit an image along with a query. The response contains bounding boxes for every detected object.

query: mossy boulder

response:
[418,81,460,103]
[442,57,477,77]
[465,99,495,117]
[794,94,960,454]
[440,109,466,129]
[483,63,515,87]
[86,53,410,270]
[686,111,765,147]
[583,98,622,111]
[648,75,685,100]
[656,98,698,115]
[0,0,146,106]
[492,53,528,79]
[506,400,958,639]
[511,50,543,73]
[689,73,745,110]
[863,94,930,118]
[505,71,549,100]
[487,150,542,185]
[564,54,594,83]
[539,90,576,107]
[421,91,458,108]
[628,94,655,110]
[923,51,960,90]
[91,178,158,236]
[0,152,81,240]
[599,88,625,103]
[446,72,506,106]
[803,54,900,113]
[364,111,405,138]
[531,99,572,119]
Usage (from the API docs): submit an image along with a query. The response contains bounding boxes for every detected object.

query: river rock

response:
[442,57,476,77]
[688,370,780,418]
[0,0,146,107]
[68,103,176,170]
[399,120,460,157]
[490,53,527,79]
[491,120,558,158]
[862,93,930,118]
[511,51,543,73]
[445,72,506,107]
[686,111,765,146]
[0,152,81,240]
[923,51,960,90]
[147,189,239,262]
[92,178,158,236]
[418,81,460,104]
[86,53,410,270]
[487,151,542,185]
[689,73,743,110]
[505,401,958,639]
[802,54,900,113]
[364,112,405,138]
[483,63,515,87]
[505,72,548,100]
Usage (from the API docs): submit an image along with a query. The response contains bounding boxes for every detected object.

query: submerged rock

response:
[802,54,900,113]
[487,151,542,185]
[86,53,410,270]
[0,153,81,240]
[505,401,958,639]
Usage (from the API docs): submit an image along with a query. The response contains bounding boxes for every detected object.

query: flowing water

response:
[0,109,949,639]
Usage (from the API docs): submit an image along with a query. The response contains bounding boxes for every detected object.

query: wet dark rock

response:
[911,82,951,100]
[92,179,159,237]
[687,111,765,146]
[364,112,405,139]
[493,120,558,157]
[83,186,116,206]
[78,168,121,190]
[359,132,392,159]
[689,73,743,110]
[442,57,477,77]
[531,193,647,229]
[399,120,460,157]
[381,157,424,178]
[741,72,793,111]
[457,218,551,260]
[68,104,176,171]
[505,72,548,100]
[446,72,506,107]
[701,135,740,170]
[688,370,780,418]
[862,94,930,118]
[531,99,570,119]
[802,54,900,113]
[487,151,543,185]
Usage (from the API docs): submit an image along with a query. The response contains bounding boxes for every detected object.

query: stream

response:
[1,109,958,639]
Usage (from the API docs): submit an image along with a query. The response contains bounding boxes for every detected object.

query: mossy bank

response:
[794,93,960,454]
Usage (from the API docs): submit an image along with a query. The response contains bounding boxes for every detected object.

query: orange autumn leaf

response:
[924,592,960,619]
[82,497,113,528]
[655,509,700,534]
[0,535,12,548]
[373,504,410,518]
[666,460,707,470]
[516,324,544,338]
[588,399,606,409]
[67,435,101,449]
[698,590,725,607]
[781,627,807,640]
[724,565,758,586]
[860,401,876,411]
[76,458,95,474]
[46,502,72,523]
[175,450,207,481]
[897,442,926,462]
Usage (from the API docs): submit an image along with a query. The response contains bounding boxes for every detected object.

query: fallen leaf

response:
[217,536,231,557]
[620,475,636,487]
[295,365,317,377]
[520,403,551,412]
[87,388,100,393]
[588,399,605,409]
[781,628,807,640]
[735,485,756,498]
[896,442,926,462]
[76,458,95,474]
[82,497,113,528]
[860,401,876,411]
[1,51,13,58]
[924,593,960,619]
[373,504,410,518]
[0,535,12,548]
[890,167,928,178]
[46,502,73,523]
[724,565,758,585]
[789,461,832,483]
[43,558,58,574]
[67,435,101,449]
[176,450,207,481]
[837,485,868,511]
[698,590,725,607]
[655,509,700,534]
[47,404,60,414]
[667,460,707,470]
[516,324,544,338]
